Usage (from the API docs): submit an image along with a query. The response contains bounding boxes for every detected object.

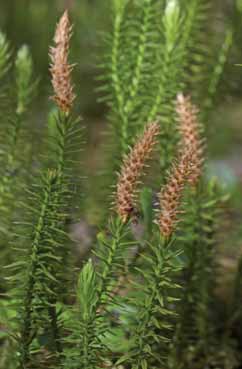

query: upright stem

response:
[18,181,52,368]
[18,113,71,367]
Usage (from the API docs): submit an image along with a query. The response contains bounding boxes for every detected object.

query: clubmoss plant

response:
[0,2,239,369]
[98,0,222,219]
[63,120,159,369]
[115,145,197,369]
[8,11,82,368]
[169,94,224,368]
[0,42,37,286]
[170,179,223,369]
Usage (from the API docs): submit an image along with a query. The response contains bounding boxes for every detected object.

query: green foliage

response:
[0,38,37,287]
[182,0,211,92]
[99,0,158,165]
[119,235,182,369]
[170,179,224,368]
[63,259,100,369]
[10,114,82,367]
[77,259,98,323]
[15,45,37,115]
[13,170,65,367]
[201,28,233,122]
[98,0,221,213]
[0,2,241,369]
[63,218,132,369]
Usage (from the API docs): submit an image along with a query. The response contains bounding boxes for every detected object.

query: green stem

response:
[0,113,22,203]
[111,10,126,154]
[130,236,172,368]
[18,113,71,366]
[201,28,233,122]
[18,179,52,368]
[48,303,62,355]
[124,0,152,117]
[173,185,217,365]
[78,219,127,369]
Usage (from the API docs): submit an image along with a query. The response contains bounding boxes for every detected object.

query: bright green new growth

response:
[63,259,99,369]
[64,218,132,369]
[78,259,98,323]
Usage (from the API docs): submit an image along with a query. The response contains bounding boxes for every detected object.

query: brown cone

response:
[49,10,76,113]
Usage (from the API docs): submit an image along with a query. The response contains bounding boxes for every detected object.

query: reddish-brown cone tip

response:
[157,150,194,238]
[49,10,76,113]
[116,122,160,223]
[176,93,204,186]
